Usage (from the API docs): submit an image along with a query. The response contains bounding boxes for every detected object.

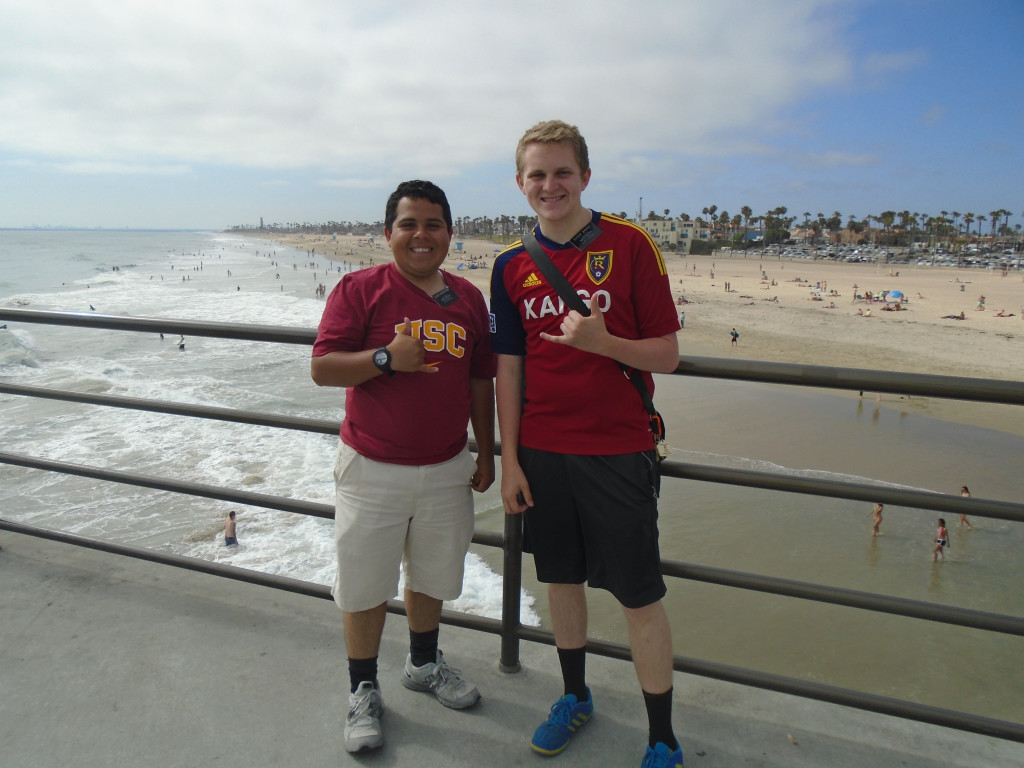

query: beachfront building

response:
[639,218,709,254]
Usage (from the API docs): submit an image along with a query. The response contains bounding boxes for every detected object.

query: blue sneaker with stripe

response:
[530,687,594,756]
[641,741,684,767]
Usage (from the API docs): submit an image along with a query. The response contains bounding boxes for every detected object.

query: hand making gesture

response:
[389,316,440,374]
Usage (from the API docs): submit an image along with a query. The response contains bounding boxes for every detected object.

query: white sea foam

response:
[0,230,532,626]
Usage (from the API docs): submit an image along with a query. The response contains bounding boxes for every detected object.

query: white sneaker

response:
[344,681,384,753]
[401,650,480,709]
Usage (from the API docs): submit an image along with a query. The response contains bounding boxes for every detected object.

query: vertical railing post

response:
[499,510,523,672]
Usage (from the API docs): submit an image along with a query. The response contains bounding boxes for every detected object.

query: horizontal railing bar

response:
[4,519,1021,744]
[3,308,1020,406]
[516,624,1024,742]
[0,451,335,518]
[675,355,1024,405]
[0,384,487,456]
[0,452,505,549]
[0,383,341,434]
[0,308,316,345]
[2,380,1017,525]
[562,634,1023,743]
[659,460,1024,524]
[3,449,1019,637]
[663,561,1024,635]
[0,517,332,598]
[0,518,503,632]
[674,652,1024,743]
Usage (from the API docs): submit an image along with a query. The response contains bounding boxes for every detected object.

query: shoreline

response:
[249,231,1024,435]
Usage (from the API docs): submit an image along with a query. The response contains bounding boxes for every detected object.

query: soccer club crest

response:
[586,250,612,285]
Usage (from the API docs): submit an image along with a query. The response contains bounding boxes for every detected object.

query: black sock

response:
[556,646,588,702]
[409,627,439,668]
[642,688,677,750]
[348,656,378,694]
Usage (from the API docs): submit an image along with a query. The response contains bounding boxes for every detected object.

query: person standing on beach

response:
[958,485,974,529]
[311,180,496,753]
[868,503,883,537]
[730,327,739,346]
[491,120,683,768]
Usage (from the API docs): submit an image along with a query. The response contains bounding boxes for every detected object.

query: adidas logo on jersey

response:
[522,272,542,288]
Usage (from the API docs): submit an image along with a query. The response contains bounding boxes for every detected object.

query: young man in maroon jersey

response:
[490,121,683,768]
[312,180,496,753]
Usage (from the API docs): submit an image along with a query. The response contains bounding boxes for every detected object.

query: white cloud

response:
[317,177,389,189]
[53,160,192,175]
[0,0,854,179]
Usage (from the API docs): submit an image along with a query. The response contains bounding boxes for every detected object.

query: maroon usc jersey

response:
[314,262,495,465]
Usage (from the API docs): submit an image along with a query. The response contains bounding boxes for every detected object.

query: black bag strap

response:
[521,233,662,437]
[522,232,591,316]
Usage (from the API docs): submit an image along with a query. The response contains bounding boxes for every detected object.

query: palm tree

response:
[964,212,975,239]
[1000,209,1012,237]
[702,205,718,235]
[989,211,1002,238]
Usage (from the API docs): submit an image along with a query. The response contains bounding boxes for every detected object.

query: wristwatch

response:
[372,346,395,377]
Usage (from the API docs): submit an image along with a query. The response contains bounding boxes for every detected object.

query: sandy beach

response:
[254,231,1024,375]
[251,231,1024,433]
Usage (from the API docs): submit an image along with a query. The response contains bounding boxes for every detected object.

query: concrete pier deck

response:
[2,533,1021,768]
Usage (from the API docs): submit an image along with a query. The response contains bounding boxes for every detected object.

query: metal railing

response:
[1,307,1023,744]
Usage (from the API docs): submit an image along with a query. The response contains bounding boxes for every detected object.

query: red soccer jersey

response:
[490,211,678,454]
[313,262,496,465]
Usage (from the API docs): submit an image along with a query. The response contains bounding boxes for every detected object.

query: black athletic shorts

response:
[518,446,666,609]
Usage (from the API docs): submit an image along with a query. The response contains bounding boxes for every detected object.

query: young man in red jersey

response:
[490,121,683,768]
[312,180,496,753]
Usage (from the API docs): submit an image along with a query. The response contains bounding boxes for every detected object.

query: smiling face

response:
[516,140,592,238]
[384,196,452,288]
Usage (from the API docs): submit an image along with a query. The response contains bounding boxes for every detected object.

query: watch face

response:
[374,349,388,367]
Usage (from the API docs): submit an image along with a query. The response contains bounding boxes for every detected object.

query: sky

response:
[0,0,1021,231]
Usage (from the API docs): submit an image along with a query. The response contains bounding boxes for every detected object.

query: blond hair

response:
[515,120,590,176]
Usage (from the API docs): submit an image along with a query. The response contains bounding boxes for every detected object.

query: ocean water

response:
[1,230,1022,724]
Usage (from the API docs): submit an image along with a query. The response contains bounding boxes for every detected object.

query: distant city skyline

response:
[0,1,1020,231]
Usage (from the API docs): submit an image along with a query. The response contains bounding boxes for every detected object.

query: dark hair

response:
[384,180,453,231]
[938,518,946,527]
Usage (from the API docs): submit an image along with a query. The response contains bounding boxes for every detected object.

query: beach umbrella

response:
[888,290,903,299]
